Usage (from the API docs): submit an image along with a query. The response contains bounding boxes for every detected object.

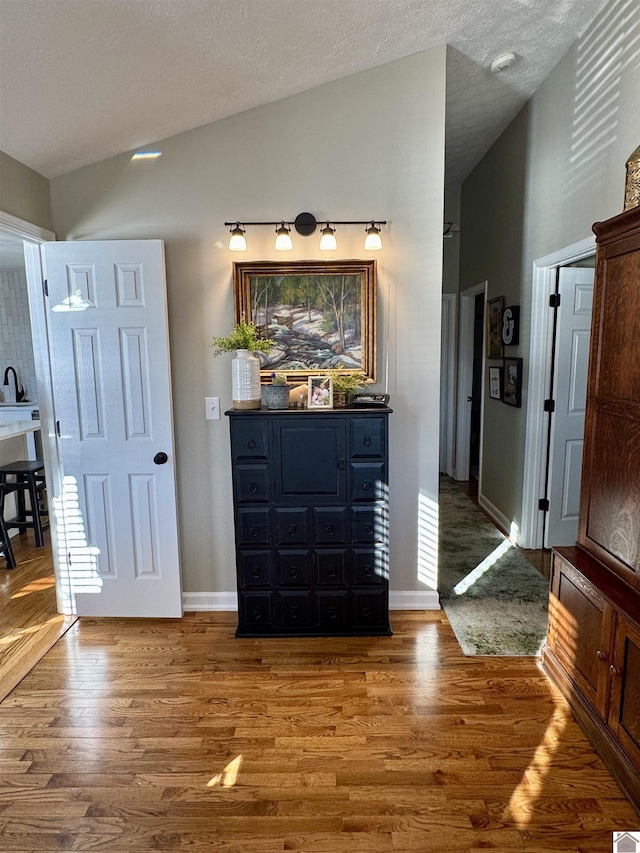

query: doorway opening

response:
[454,281,487,483]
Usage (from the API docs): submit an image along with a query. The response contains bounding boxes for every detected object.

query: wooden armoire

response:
[542,205,640,813]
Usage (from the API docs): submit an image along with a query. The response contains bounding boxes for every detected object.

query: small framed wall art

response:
[308,376,333,408]
[503,357,523,407]
[489,366,503,400]
[501,305,520,346]
[487,296,505,359]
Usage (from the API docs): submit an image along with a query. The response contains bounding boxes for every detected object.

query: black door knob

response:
[154,452,168,465]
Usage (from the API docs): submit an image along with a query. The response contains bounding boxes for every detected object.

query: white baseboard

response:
[183,590,441,612]
[478,492,522,544]
[390,590,441,610]
[182,591,238,611]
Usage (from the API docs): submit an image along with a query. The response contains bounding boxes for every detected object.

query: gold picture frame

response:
[233,260,376,383]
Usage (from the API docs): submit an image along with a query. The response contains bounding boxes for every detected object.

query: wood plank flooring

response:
[0,610,637,852]
[0,534,75,702]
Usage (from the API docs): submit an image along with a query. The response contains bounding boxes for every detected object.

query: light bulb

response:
[275,223,293,251]
[228,225,247,251]
[319,224,337,251]
[364,223,382,251]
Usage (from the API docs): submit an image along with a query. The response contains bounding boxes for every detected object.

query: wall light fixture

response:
[224,211,387,252]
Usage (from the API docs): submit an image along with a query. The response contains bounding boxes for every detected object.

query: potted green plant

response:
[263,371,291,410]
[328,367,366,407]
[211,317,273,409]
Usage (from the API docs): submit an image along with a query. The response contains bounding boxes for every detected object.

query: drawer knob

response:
[325,523,335,535]
[251,608,262,621]
[328,607,337,620]
[362,481,372,492]
[328,565,336,577]
[249,525,259,537]
[248,482,258,493]
[290,606,299,619]
[338,458,346,471]
[361,606,372,617]
[596,650,608,661]
[609,665,622,678]
[364,523,374,535]
[363,565,373,577]
[289,568,299,579]
[251,568,260,579]
[287,524,297,535]
[363,436,372,447]
[247,439,256,449]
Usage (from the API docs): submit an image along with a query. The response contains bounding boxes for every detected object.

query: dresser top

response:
[226,406,393,417]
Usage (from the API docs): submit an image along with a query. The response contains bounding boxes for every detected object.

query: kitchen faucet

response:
[3,366,26,403]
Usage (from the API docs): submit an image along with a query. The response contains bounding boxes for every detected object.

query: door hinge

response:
[549,293,561,308]
[43,278,49,297]
[538,498,550,512]
[544,399,555,413]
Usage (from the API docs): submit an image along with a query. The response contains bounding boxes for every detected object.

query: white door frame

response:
[440,293,457,476]
[520,236,596,549]
[454,281,487,482]
[0,211,69,612]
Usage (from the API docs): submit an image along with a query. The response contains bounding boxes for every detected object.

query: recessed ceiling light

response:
[490,52,517,73]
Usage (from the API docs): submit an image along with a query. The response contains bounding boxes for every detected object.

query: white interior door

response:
[42,240,182,617]
[545,266,594,548]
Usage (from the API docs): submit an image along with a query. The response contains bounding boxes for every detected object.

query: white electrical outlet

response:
[205,396,220,420]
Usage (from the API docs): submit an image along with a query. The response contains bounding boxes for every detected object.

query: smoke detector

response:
[490,52,517,73]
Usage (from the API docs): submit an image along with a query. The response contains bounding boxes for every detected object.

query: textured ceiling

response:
[0,0,607,187]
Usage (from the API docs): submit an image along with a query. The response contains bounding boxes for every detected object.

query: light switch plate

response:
[205,396,220,420]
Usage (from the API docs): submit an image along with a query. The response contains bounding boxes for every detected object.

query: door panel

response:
[42,240,182,617]
[546,267,594,548]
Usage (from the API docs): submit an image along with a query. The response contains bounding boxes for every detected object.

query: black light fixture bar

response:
[224,211,387,252]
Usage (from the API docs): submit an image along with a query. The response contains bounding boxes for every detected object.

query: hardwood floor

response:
[0,533,75,702]
[0,610,637,851]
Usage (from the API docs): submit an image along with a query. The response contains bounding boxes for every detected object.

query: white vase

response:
[232,349,261,409]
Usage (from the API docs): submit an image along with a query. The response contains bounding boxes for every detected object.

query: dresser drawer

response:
[231,419,269,459]
[238,550,273,588]
[237,508,271,545]
[239,592,274,629]
[235,464,270,503]
[317,591,348,630]
[350,462,386,501]
[277,591,314,628]
[313,507,347,544]
[353,548,387,584]
[351,506,387,544]
[316,549,347,585]
[274,507,310,545]
[276,550,312,586]
[350,417,385,458]
[351,588,388,627]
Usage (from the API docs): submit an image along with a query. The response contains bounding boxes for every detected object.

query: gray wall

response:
[0,150,52,231]
[50,48,447,600]
[459,0,640,529]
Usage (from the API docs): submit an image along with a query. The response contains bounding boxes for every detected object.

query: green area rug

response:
[438,477,549,656]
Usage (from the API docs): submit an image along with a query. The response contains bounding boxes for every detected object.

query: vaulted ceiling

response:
[0,0,608,185]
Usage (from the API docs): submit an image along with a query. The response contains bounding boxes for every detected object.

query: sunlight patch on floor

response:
[453,539,513,595]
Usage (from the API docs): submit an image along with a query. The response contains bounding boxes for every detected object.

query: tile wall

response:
[0,268,37,403]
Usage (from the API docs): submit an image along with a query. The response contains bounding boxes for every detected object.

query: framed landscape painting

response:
[233,260,376,383]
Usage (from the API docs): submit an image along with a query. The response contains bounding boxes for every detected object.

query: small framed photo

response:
[308,376,333,409]
[503,357,523,407]
[487,296,505,359]
[489,366,503,400]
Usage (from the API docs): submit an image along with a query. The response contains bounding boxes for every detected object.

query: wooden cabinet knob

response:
[596,650,608,661]
[609,664,622,677]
